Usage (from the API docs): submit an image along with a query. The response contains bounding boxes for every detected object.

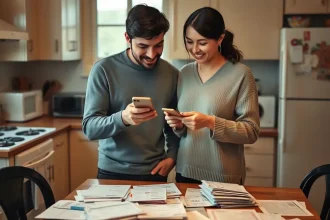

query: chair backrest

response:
[300,164,330,220]
[0,166,55,220]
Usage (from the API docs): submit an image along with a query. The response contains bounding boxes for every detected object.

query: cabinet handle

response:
[321,0,326,5]
[27,40,33,52]
[55,39,59,53]
[55,141,64,147]
[69,40,77,51]
[52,165,55,181]
[47,166,52,182]
[293,0,296,6]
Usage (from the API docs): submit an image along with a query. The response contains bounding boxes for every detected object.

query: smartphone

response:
[132,97,154,110]
[162,108,182,117]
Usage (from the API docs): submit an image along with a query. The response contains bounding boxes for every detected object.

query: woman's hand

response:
[181,111,215,130]
[164,112,184,129]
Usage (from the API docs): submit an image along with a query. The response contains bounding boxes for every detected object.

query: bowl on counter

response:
[287,16,310,28]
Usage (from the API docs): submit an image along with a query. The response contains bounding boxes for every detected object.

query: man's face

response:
[126,32,165,69]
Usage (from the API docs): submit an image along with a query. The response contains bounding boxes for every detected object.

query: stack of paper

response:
[76,185,131,202]
[133,183,182,198]
[129,188,167,204]
[181,188,215,208]
[200,180,257,208]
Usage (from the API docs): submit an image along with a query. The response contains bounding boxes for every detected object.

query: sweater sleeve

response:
[82,63,127,140]
[210,70,260,144]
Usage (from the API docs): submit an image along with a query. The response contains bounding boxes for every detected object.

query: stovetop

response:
[0,126,56,151]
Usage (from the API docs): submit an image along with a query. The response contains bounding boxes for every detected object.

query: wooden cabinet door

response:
[244,137,275,187]
[167,0,212,59]
[285,0,328,14]
[62,0,81,60]
[216,0,282,60]
[53,131,70,201]
[0,0,39,61]
[70,130,98,191]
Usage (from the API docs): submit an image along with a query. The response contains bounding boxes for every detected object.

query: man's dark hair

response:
[126,4,169,40]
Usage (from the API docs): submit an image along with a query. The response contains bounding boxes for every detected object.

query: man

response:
[82,4,179,182]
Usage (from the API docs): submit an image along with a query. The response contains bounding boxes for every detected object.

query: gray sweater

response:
[175,61,260,183]
[82,50,180,175]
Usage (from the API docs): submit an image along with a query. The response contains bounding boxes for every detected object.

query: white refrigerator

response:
[278,28,330,214]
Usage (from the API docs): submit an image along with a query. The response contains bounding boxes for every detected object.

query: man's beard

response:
[131,46,161,70]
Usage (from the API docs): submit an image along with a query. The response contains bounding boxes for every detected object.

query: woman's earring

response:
[218,45,222,53]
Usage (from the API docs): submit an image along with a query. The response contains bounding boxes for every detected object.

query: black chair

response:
[300,164,330,220]
[0,166,55,220]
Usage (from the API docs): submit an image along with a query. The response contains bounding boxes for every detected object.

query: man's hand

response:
[151,158,175,176]
[122,103,157,126]
[181,111,215,131]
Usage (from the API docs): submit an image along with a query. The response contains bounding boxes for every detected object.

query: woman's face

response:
[185,26,223,64]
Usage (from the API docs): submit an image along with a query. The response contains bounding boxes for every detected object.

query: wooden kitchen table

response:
[65,179,320,220]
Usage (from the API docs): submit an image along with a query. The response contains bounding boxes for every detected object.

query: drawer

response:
[244,137,274,155]
[53,131,68,148]
[245,154,274,177]
[245,177,274,187]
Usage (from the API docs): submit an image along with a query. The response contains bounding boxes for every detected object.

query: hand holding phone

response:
[162,108,182,117]
[132,97,154,110]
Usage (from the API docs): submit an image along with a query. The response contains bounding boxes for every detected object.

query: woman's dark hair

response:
[183,7,243,63]
[126,4,169,40]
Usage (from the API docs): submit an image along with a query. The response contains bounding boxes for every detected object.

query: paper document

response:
[257,213,282,220]
[81,184,131,198]
[130,188,167,204]
[207,209,262,220]
[85,201,144,219]
[186,210,210,220]
[133,183,181,197]
[138,203,187,219]
[181,188,214,207]
[258,200,313,216]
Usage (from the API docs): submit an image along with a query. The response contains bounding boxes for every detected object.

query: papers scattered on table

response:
[207,209,262,220]
[77,185,131,202]
[129,188,167,204]
[85,201,143,219]
[186,210,210,220]
[133,183,182,198]
[181,188,215,207]
[36,200,143,219]
[258,200,313,216]
[137,203,187,219]
[200,180,257,208]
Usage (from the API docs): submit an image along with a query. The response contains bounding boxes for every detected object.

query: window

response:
[96,0,163,58]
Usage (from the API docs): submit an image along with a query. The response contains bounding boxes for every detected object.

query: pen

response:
[70,205,85,211]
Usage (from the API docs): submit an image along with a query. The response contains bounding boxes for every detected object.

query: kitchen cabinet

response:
[0,0,80,61]
[0,0,39,61]
[285,0,328,14]
[244,137,276,187]
[214,0,283,60]
[53,131,70,201]
[166,0,213,59]
[70,130,98,191]
[166,0,282,60]
[38,0,81,60]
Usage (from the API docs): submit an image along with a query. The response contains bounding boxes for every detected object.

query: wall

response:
[0,59,279,96]
[0,62,21,92]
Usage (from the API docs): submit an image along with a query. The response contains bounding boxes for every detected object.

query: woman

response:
[165,7,260,184]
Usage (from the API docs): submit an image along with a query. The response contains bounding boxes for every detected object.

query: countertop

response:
[1,116,278,158]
